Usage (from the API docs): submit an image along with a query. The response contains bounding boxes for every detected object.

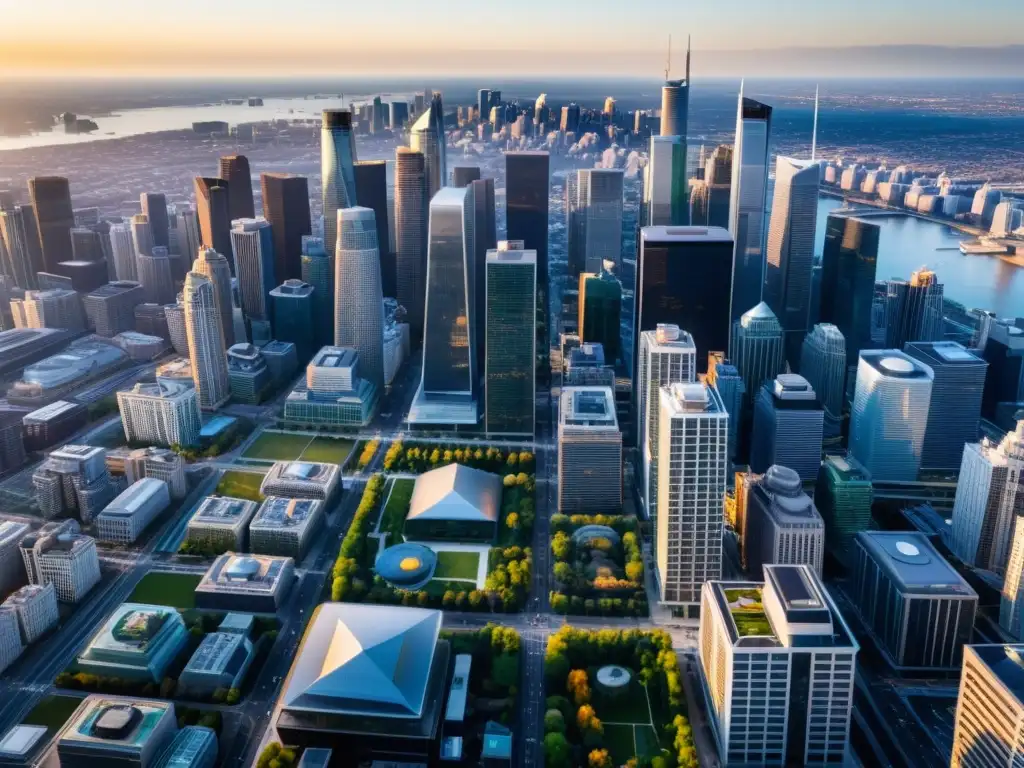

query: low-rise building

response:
[405,464,502,542]
[8,340,127,407]
[3,583,58,644]
[194,553,294,613]
[21,400,88,451]
[57,695,178,767]
[282,346,379,428]
[226,343,271,404]
[19,519,101,603]
[117,380,202,448]
[0,724,49,766]
[257,340,298,386]
[186,496,259,552]
[32,444,116,522]
[153,726,217,768]
[106,447,187,499]
[260,461,340,501]
[249,497,324,560]
[96,478,171,544]
[744,465,825,576]
[112,331,168,361]
[76,603,188,682]
[179,626,254,697]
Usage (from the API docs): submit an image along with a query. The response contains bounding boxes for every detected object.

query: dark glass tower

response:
[470,177,496,376]
[486,246,536,437]
[260,173,312,283]
[453,166,481,188]
[820,214,880,368]
[579,271,622,365]
[321,110,358,254]
[28,176,74,272]
[300,236,334,352]
[140,192,170,249]
[506,151,549,292]
[194,177,233,271]
[395,147,428,345]
[270,279,315,365]
[353,161,394,298]
[219,155,255,221]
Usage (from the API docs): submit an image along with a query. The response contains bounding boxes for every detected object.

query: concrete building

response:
[95,478,171,544]
[249,496,325,560]
[183,272,230,410]
[558,387,622,514]
[334,207,385,393]
[814,454,873,562]
[186,496,259,552]
[20,519,100,603]
[0,723,48,765]
[656,382,728,615]
[106,447,187,500]
[24,400,88,450]
[179,627,253,697]
[744,465,825,576]
[137,247,175,306]
[113,331,168,361]
[698,565,857,767]
[195,553,295,613]
[230,217,276,329]
[3,583,58,644]
[32,444,116,522]
[0,607,22,676]
[564,343,616,388]
[163,301,189,357]
[57,696,178,767]
[83,281,145,337]
[117,380,202,448]
[191,248,234,348]
[11,288,84,332]
[750,374,824,482]
[850,531,977,671]
[77,603,189,681]
[0,521,29,597]
[951,644,1024,768]
[260,460,339,501]
[283,346,378,428]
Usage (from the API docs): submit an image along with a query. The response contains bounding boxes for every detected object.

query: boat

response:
[960,238,1008,256]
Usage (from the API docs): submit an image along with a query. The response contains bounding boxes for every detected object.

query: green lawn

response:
[21,695,82,731]
[241,431,313,461]
[595,680,652,724]
[380,478,415,542]
[604,724,640,766]
[633,725,662,760]
[215,470,266,502]
[128,571,202,610]
[300,437,355,465]
[434,551,480,581]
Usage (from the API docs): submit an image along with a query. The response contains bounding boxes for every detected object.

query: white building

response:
[557,387,622,514]
[95,478,171,544]
[260,461,340,501]
[657,382,728,616]
[19,519,101,603]
[0,520,30,596]
[186,496,259,552]
[0,607,23,675]
[3,583,58,644]
[183,271,230,411]
[743,465,825,577]
[249,496,325,560]
[117,379,202,448]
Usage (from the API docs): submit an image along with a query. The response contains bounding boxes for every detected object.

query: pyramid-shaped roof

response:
[406,464,501,524]
[281,603,442,718]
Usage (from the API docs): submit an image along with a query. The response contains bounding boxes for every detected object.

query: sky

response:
[1,0,1021,77]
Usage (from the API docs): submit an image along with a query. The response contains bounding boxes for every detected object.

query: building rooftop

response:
[561,386,618,427]
[23,400,85,422]
[662,381,726,416]
[155,357,194,380]
[642,323,696,350]
[155,726,217,768]
[270,280,314,298]
[21,341,126,389]
[855,531,976,596]
[87,281,142,298]
[191,496,258,526]
[86,603,179,653]
[860,349,934,380]
[123,379,193,400]
[198,553,293,592]
[758,466,821,523]
[821,454,872,483]
[100,478,167,518]
[407,464,502,525]
[3,584,53,607]
[968,644,1024,703]
[263,460,339,488]
[0,724,47,759]
[310,346,358,370]
[185,631,250,674]
[0,520,30,549]
[568,343,606,368]
[905,340,986,366]
[641,225,733,243]
[60,696,173,748]
[50,444,105,462]
[251,497,322,529]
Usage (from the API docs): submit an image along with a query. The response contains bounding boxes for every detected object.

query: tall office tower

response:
[951,644,1024,767]
[745,466,824,575]
[656,382,728,614]
[0,520,29,596]
[558,387,622,513]
[117,380,202,448]
[469,177,497,373]
[559,103,581,134]
[506,151,550,292]
[477,89,491,122]
[0,607,21,674]
[660,74,688,138]
[904,341,987,471]
[882,268,944,348]
[370,96,385,133]
[414,92,425,114]
[164,301,189,356]
[353,161,394,298]
[409,187,478,425]
[108,222,138,281]
[230,218,276,329]
[83,281,145,337]
[643,136,685,226]
[69,227,104,263]
[637,325,696,521]
[485,244,536,437]
[692,144,733,229]
[394,148,429,344]
[270,280,315,365]
[260,173,312,283]
[129,213,154,260]
[389,101,409,131]
[763,157,820,366]
[566,169,624,277]
[728,94,773,324]
[139,193,169,249]
[334,207,385,393]
[28,176,74,272]
[218,155,255,221]
[815,454,872,561]
[177,206,202,264]
[136,246,175,305]
[706,354,745,461]
[578,271,622,364]
[819,213,879,372]
[800,324,846,438]
[194,177,233,265]
[730,302,785,406]
[0,411,25,473]
[635,226,734,377]
[699,565,858,766]
[1002,519,1024,638]
[850,350,934,482]
[0,206,43,288]
[452,166,481,188]
[851,531,977,672]
[183,272,230,410]
[192,248,234,348]
[981,319,1024,420]
[410,92,447,199]
[11,289,84,331]
[950,420,1024,575]
[300,236,334,351]
[751,374,824,481]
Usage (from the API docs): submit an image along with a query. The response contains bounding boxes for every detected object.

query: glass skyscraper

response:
[270,279,315,366]
[566,168,624,278]
[820,213,879,370]
[801,323,846,439]
[394,147,429,346]
[260,173,312,283]
[882,268,944,349]
[193,177,233,269]
[230,218,276,328]
[730,301,785,408]
[300,236,334,352]
[321,110,358,254]
[140,193,170,249]
[192,248,234,348]
[506,151,550,293]
[219,155,255,222]
[353,161,394,298]
[815,454,873,563]
[183,272,229,410]
[644,136,686,227]
[410,93,447,199]
[334,207,385,394]
[28,176,74,272]
[578,271,622,365]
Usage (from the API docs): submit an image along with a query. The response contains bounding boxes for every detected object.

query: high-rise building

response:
[506,151,550,292]
[28,177,74,272]
[698,565,858,767]
[981,319,1024,420]
[394,147,429,345]
[300,236,334,351]
[743,465,824,574]
[0,521,28,597]
[1001,513,1024,638]
[728,92,772,323]
[283,346,379,428]
[751,374,824,481]
[137,246,175,305]
[194,177,233,265]
[656,382,728,614]
[107,222,137,282]
[83,281,145,337]
[850,531,976,671]
[269,279,314,365]
[353,161,394,299]
[452,166,481,188]
[183,272,230,410]
[130,212,154,259]
[951,644,1024,767]
[904,341,987,471]
[566,169,623,277]
[560,103,581,134]
[389,101,409,131]
[763,157,821,366]
[0,206,43,289]
[117,379,202,448]
[702,144,733,229]
[11,288,84,331]
[219,155,255,221]
[643,136,686,227]
[230,217,276,328]
[477,89,491,123]
[469,177,496,375]
[819,213,879,370]
[558,387,622,513]
[260,173,312,283]
[334,207,385,393]
[730,301,785,408]
[0,606,21,674]
[660,78,688,138]
[635,226,734,377]
[192,248,234,348]
[227,343,272,404]
[410,93,447,199]
[69,227,105,263]
[409,187,478,426]
[706,354,745,461]
[815,454,873,562]
[32,445,115,523]
[850,349,934,482]
[578,271,621,365]
[140,193,169,249]
[177,206,202,264]
[950,420,1024,576]
[484,243,535,437]
[163,300,189,357]
[800,324,846,438]
[882,268,945,349]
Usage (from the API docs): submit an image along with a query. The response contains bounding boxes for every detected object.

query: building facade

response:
[117,380,202,448]
[744,465,825,576]
[334,207,385,393]
[750,374,824,482]
[183,272,230,410]
[558,387,622,514]
[800,323,846,438]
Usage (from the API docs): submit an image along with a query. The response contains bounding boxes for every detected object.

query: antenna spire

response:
[685,35,691,83]
[811,84,819,162]
[664,35,672,81]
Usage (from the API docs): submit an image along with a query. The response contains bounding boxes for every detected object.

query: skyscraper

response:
[635,226,734,377]
[1002,518,1024,639]
[219,155,255,222]
[230,218,276,330]
[763,157,821,366]
[183,272,230,410]
[260,173,312,283]
[559,103,581,134]
[558,387,622,513]
[300,236,334,351]
[750,374,824,481]
[849,349,934,482]
[506,151,550,292]
[129,213,154,261]
[334,207,385,394]
[951,644,1024,767]
[353,161,394,298]
[706,354,745,461]
[410,93,447,199]
[660,78,688,138]
[819,213,879,370]
[578,271,622,365]
[485,244,536,437]
[176,206,202,265]
[409,186,477,425]
[882,268,944,349]
[656,382,727,614]
[140,193,170,249]
[728,92,772,324]
[28,177,74,272]
[469,177,497,376]
[194,177,233,267]
[744,466,825,575]
[566,168,624,277]
[815,454,873,562]
[477,89,491,122]
[270,280,315,366]
[800,323,846,438]
[69,227,105,263]
[452,167,481,188]
[321,110,358,254]
[643,136,686,226]
[904,341,988,471]
[702,144,733,229]
[0,206,43,289]
[389,101,409,131]
[730,301,785,407]
[136,246,175,306]
[394,147,429,345]
[191,248,234,348]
